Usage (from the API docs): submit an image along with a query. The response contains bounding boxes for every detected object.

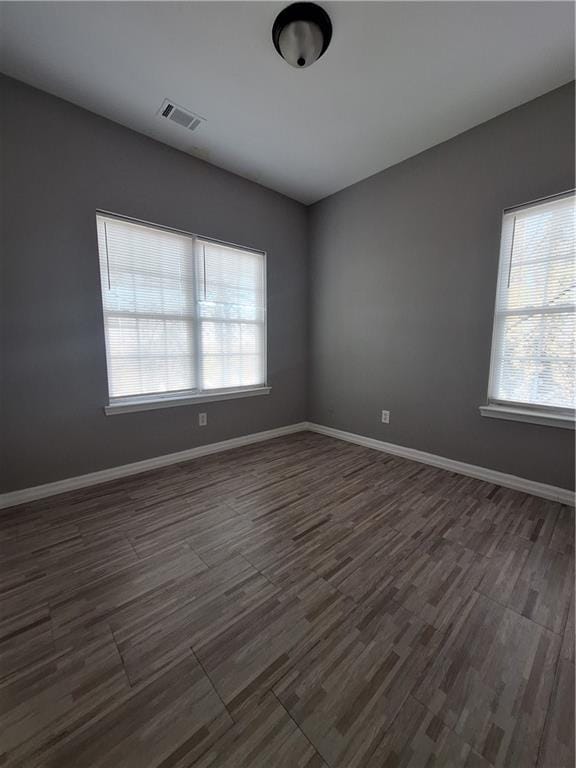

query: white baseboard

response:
[307,422,575,506]
[0,422,308,510]
[2,420,572,510]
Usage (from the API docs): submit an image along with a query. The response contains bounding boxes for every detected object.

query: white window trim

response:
[96,210,269,413]
[481,190,575,429]
[105,386,272,415]
[479,404,575,430]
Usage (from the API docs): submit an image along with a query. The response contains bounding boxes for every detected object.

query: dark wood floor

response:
[0,432,573,768]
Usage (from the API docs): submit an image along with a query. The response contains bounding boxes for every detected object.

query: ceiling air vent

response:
[158,99,205,132]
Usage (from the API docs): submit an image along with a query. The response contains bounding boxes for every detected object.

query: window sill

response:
[479,404,575,430]
[105,386,271,415]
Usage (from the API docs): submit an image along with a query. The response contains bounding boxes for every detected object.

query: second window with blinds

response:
[482,191,575,427]
[96,214,268,414]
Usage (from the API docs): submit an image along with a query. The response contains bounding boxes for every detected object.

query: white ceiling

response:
[0,1,574,204]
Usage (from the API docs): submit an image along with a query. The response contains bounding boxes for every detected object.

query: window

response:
[96,214,268,413]
[482,192,575,428]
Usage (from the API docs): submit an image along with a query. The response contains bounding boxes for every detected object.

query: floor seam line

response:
[534,572,574,767]
[474,588,565,636]
[270,689,334,768]
[190,644,238,724]
[533,641,564,768]
[410,692,497,764]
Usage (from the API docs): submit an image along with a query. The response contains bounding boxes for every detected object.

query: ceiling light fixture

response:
[272,2,332,69]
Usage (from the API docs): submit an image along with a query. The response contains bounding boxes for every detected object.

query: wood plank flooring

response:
[0,431,573,767]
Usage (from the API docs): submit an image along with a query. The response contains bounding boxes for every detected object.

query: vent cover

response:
[158,99,206,132]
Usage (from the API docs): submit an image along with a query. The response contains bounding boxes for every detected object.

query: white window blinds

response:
[197,240,266,390]
[96,215,266,402]
[487,192,575,413]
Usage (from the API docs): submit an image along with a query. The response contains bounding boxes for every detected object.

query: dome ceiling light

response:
[272,3,333,69]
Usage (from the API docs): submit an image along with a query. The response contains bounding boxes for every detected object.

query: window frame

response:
[481,191,575,430]
[96,211,270,415]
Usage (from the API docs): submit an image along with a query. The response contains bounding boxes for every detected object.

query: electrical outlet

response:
[199,412,207,427]
[381,410,390,424]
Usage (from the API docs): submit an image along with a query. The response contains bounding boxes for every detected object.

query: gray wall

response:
[0,75,308,492]
[309,82,575,490]
[2,75,574,494]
